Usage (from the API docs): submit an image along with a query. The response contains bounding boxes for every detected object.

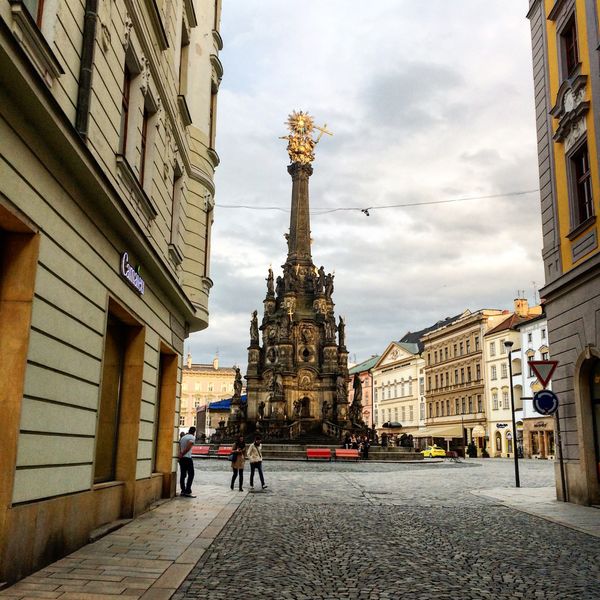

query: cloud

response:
[188,0,544,369]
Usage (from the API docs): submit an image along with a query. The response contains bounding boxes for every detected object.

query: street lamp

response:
[504,340,520,488]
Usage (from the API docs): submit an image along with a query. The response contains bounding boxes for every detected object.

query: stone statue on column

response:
[250,310,259,345]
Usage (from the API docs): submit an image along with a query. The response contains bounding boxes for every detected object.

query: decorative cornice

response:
[177,94,192,126]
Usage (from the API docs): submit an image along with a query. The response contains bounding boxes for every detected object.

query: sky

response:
[188,0,544,369]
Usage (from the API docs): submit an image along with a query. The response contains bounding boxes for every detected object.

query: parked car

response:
[421,445,446,458]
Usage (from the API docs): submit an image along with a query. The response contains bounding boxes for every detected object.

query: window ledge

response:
[212,29,223,50]
[567,215,596,240]
[147,0,169,50]
[183,0,198,28]
[168,243,184,266]
[9,0,64,87]
[116,154,158,221]
[177,95,193,127]
[207,147,220,168]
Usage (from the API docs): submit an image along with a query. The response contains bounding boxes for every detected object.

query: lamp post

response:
[504,340,520,488]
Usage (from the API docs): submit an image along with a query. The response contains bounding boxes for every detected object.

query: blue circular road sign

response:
[533,389,559,416]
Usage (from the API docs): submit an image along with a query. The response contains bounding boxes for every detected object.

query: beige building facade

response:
[372,342,423,435]
[422,310,507,454]
[0,0,222,584]
[180,355,237,429]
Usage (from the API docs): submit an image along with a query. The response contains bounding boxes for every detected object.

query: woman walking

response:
[247,435,268,490]
[230,435,246,491]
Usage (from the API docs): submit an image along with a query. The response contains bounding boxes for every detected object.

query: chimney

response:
[213,356,219,370]
[513,298,529,318]
[186,352,192,369]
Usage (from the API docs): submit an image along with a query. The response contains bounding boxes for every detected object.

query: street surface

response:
[174,459,600,600]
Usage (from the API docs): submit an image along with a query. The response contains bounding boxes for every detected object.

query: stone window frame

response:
[8,0,64,87]
[549,0,580,83]
[565,136,596,236]
[492,389,499,410]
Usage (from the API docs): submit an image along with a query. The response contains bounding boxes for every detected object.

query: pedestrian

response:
[230,434,246,491]
[178,426,196,498]
[361,435,370,460]
[343,433,351,449]
[247,435,268,490]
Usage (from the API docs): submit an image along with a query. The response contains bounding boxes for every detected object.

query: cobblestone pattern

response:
[175,460,600,600]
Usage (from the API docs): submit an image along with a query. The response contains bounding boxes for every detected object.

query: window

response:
[435,402,439,417]
[120,65,132,154]
[475,336,480,351]
[453,344,457,356]
[528,333,533,343]
[434,350,438,363]
[420,403,425,420]
[408,378,413,395]
[477,395,483,413]
[445,372,449,386]
[209,81,218,148]
[427,353,431,365]
[178,22,190,95]
[427,376,431,392]
[501,363,508,379]
[476,364,481,380]
[467,367,471,382]
[374,388,378,401]
[542,352,549,361]
[435,374,439,389]
[459,342,464,355]
[491,365,497,380]
[444,347,448,360]
[492,391,498,410]
[502,390,509,409]
[401,407,405,422]
[468,396,473,413]
[23,0,44,26]
[466,339,471,354]
[528,363,534,377]
[570,142,594,227]
[541,328,546,339]
[179,415,185,426]
[139,107,150,185]
[419,377,424,395]
[394,408,398,421]
[461,398,466,414]
[374,410,378,426]
[208,383,214,392]
[561,15,579,77]
[454,369,459,384]
[446,399,450,415]
[428,403,433,418]
[460,368,465,383]
[500,340,506,354]
[490,342,496,357]
[409,405,414,421]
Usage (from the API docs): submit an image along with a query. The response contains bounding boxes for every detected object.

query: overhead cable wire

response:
[216,188,540,216]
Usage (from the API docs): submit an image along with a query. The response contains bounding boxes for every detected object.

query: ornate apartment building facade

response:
[348,355,379,429]
[372,342,423,435]
[0,0,222,583]
[528,0,600,505]
[421,310,507,453]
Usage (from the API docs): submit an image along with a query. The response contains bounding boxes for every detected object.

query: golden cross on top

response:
[314,123,333,142]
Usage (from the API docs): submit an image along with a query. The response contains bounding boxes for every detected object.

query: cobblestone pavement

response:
[175,459,600,600]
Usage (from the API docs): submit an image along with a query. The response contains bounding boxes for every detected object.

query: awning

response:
[472,424,486,438]
[413,423,464,438]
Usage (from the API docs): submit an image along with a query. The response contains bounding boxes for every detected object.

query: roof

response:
[400,312,465,351]
[485,313,542,336]
[349,355,380,374]
[397,341,420,355]
[184,364,237,373]
[513,312,547,329]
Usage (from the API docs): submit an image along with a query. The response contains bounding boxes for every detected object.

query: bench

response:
[335,449,360,461]
[446,451,460,463]
[306,448,332,461]
[191,445,210,457]
[216,446,233,458]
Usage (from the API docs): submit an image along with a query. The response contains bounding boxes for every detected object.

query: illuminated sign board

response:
[120,252,145,295]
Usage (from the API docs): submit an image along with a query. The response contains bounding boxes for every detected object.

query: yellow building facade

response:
[528,0,600,505]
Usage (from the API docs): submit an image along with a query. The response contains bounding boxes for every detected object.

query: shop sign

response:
[120,252,145,295]
[534,421,547,429]
[496,423,508,429]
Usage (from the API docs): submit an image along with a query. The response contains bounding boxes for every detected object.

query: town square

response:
[1,0,600,598]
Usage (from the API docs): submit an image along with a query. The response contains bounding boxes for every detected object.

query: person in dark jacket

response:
[230,435,246,491]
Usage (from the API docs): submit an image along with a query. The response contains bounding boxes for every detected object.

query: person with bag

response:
[230,434,246,491]
[247,435,268,490]
[178,426,196,497]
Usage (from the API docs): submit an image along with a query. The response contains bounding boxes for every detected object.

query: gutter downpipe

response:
[75,0,99,140]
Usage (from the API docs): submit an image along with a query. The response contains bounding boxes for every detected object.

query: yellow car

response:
[421,445,446,458]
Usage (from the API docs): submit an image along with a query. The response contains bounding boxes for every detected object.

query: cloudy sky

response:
[188,0,543,369]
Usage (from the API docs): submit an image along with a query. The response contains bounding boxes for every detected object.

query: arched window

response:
[495,431,502,452]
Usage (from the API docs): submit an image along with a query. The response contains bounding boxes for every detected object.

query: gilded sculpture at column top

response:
[280,110,333,165]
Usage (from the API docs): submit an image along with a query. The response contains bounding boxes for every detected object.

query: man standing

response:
[179,426,196,497]
[247,435,268,490]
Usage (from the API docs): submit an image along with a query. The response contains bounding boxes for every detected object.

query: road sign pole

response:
[554,407,568,503]
[505,342,520,488]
